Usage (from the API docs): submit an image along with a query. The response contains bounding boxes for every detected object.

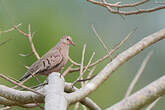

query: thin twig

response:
[27,24,40,60]
[13,25,28,37]
[0,38,12,46]
[18,52,33,57]
[72,45,87,86]
[70,28,136,72]
[68,57,81,66]
[87,0,165,15]
[90,27,137,67]
[75,73,97,82]
[80,44,87,85]
[83,52,95,73]
[74,44,87,110]
[155,1,165,4]
[91,24,109,52]
[145,97,161,110]
[14,24,40,59]
[91,24,113,60]
[12,74,33,89]
[62,64,74,77]
[124,51,153,97]
[85,66,96,85]
[28,71,41,84]
[0,74,43,96]
[0,23,22,35]
[66,28,165,107]
[74,102,80,110]
[88,0,149,8]
[14,24,41,84]
[0,106,11,110]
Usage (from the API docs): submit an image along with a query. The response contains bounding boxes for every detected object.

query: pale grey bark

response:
[0,74,100,110]
[66,29,165,104]
[65,83,101,110]
[44,72,67,110]
[0,29,165,110]
[106,75,165,110]
[0,85,44,104]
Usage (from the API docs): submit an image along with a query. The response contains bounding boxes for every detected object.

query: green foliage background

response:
[0,0,165,109]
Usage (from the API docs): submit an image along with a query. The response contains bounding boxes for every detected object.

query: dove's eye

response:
[66,38,69,41]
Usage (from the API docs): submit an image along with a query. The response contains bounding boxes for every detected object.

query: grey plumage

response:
[19,36,74,81]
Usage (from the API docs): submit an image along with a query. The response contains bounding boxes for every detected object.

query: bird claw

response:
[60,74,63,78]
[71,84,74,88]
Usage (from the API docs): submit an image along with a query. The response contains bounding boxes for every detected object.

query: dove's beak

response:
[70,40,75,46]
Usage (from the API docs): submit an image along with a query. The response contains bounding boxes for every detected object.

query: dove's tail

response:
[19,72,31,81]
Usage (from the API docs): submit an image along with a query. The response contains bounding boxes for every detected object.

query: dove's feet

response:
[60,74,63,78]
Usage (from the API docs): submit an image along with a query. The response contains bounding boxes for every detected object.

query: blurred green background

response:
[0,0,165,109]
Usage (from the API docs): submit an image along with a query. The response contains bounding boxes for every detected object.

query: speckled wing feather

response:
[37,50,63,74]
[19,49,63,81]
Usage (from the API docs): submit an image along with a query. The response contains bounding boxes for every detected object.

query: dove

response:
[19,36,74,81]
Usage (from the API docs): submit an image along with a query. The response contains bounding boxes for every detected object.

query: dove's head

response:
[61,36,75,46]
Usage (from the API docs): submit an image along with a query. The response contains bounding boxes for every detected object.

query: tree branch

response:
[0,24,21,35]
[145,97,161,110]
[65,82,101,110]
[124,51,153,97]
[69,28,135,73]
[87,0,165,15]
[106,75,165,110]
[0,85,44,104]
[14,24,40,60]
[66,28,165,104]
[44,72,67,110]
[0,75,100,110]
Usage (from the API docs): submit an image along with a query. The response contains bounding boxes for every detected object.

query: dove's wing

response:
[19,49,63,81]
[37,50,63,73]
[29,49,63,74]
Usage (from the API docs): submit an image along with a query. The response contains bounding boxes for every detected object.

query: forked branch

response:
[66,28,165,108]
[87,0,165,15]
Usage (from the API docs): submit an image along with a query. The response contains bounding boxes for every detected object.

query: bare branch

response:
[14,24,41,85]
[83,52,95,73]
[91,24,109,52]
[155,1,165,4]
[0,106,11,110]
[12,74,33,89]
[87,0,165,15]
[85,66,96,85]
[72,44,86,86]
[74,102,80,110]
[68,57,81,66]
[106,75,165,110]
[65,83,101,110]
[80,44,86,80]
[44,72,67,110]
[74,44,87,110]
[62,64,74,77]
[91,24,113,61]
[0,74,43,96]
[124,51,153,97]
[66,28,165,104]
[0,96,40,108]
[87,0,149,8]
[70,28,136,73]
[145,97,161,110]
[27,24,40,60]
[0,24,21,35]
[106,5,165,15]
[13,25,28,37]
[0,85,44,104]
[0,76,101,110]
[14,24,40,59]
[0,38,12,46]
